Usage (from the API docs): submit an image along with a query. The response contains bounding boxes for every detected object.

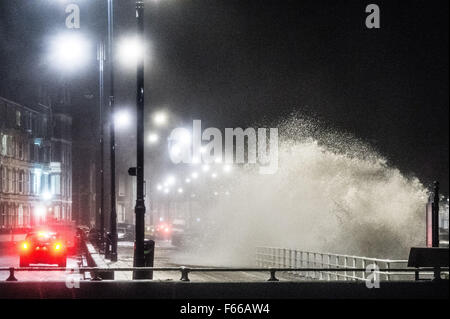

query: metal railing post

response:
[386,262,390,281]
[305,253,309,279]
[352,258,356,281]
[6,267,18,281]
[319,254,324,280]
[327,254,331,281]
[268,269,279,282]
[362,259,366,281]
[180,267,190,281]
[344,257,348,281]
[336,256,340,280]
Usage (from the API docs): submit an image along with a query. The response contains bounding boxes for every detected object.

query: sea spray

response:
[172,116,428,266]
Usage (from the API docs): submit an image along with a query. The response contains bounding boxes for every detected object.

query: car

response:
[154,222,172,240]
[19,231,67,267]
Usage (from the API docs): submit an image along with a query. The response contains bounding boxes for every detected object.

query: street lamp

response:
[49,33,90,71]
[165,175,176,186]
[153,111,168,126]
[118,36,145,68]
[148,132,159,144]
[114,110,132,129]
[223,164,232,173]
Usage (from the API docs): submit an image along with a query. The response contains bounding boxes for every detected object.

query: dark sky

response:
[0,0,448,193]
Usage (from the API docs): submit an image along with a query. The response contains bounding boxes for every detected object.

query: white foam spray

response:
[172,116,428,266]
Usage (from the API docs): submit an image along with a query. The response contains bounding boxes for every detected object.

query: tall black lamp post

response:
[108,0,118,262]
[133,0,147,279]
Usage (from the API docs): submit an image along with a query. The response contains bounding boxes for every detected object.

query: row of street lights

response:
[155,162,233,195]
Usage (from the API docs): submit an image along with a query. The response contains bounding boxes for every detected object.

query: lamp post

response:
[97,40,105,251]
[107,0,118,262]
[133,0,147,279]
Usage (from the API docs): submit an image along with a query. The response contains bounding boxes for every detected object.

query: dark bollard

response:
[6,268,18,281]
[180,267,190,281]
[105,232,111,259]
[268,270,279,282]
[133,239,155,279]
[143,239,155,279]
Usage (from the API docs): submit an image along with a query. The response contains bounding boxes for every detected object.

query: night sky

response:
[0,0,448,193]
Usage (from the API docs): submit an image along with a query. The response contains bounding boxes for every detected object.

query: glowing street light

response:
[148,132,159,144]
[118,36,144,68]
[153,112,168,126]
[35,205,46,217]
[114,110,132,129]
[165,175,176,186]
[41,191,53,201]
[49,33,90,71]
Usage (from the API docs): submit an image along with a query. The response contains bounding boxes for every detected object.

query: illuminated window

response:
[16,110,21,127]
[18,171,24,194]
[1,135,7,156]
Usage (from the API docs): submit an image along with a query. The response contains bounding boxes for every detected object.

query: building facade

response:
[0,96,72,230]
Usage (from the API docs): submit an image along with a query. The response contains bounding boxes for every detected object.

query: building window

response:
[7,169,12,193]
[119,176,126,196]
[18,171,24,194]
[0,166,3,193]
[16,110,21,127]
[1,135,7,156]
[118,204,126,223]
[18,205,23,226]
[0,204,6,228]
[7,136,13,157]
[51,174,61,195]
[18,141,23,159]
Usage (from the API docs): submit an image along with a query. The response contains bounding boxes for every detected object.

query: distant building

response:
[0,96,72,230]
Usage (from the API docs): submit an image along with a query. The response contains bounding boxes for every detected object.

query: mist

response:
[172,115,428,267]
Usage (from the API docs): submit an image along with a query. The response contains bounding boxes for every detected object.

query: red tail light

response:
[21,242,29,250]
[54,243,63,250]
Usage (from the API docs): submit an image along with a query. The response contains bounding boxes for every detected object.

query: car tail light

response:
[21,242,29,250]
[54,243,62,250]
